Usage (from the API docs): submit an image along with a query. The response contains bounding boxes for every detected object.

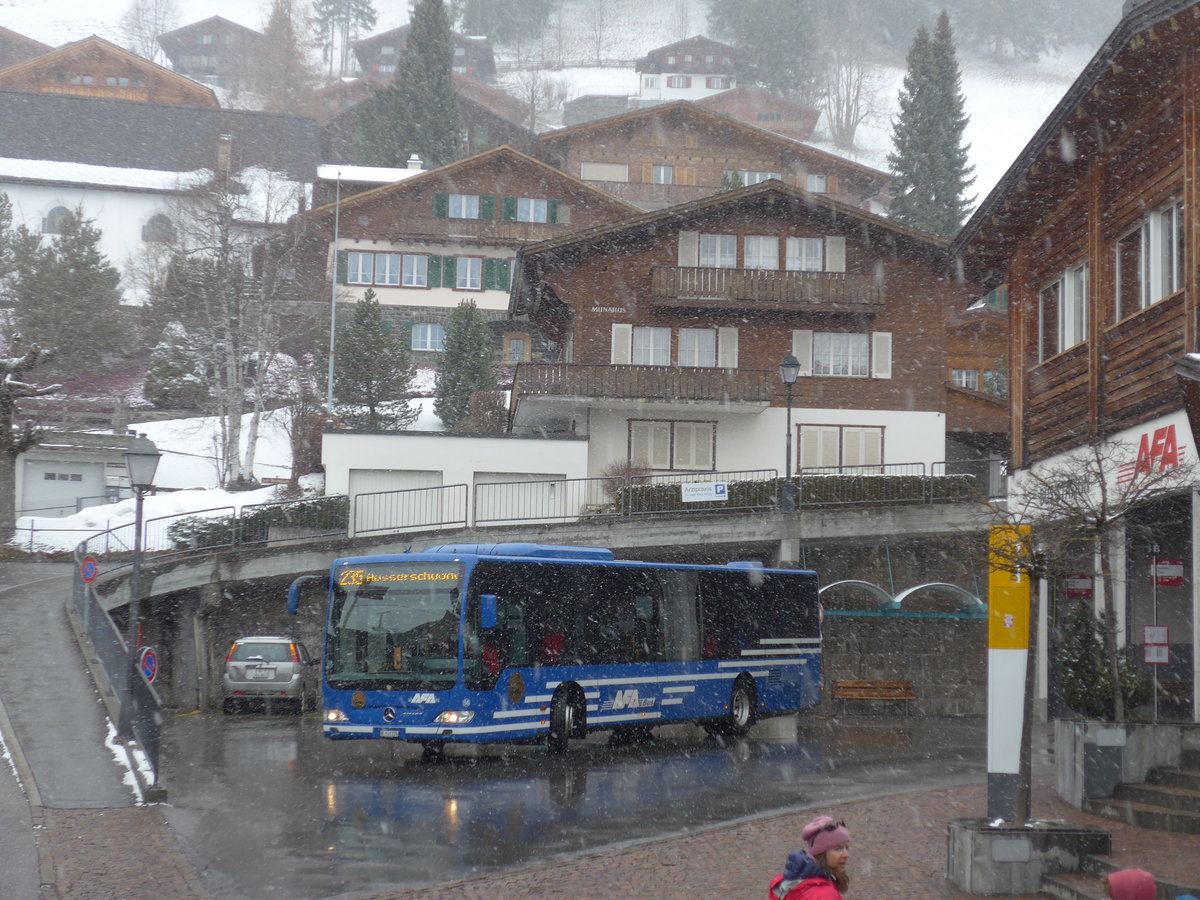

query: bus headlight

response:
[433,710,474,725]
[324,709,349,723]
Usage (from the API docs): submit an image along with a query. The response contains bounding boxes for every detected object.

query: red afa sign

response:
[1154,558,1185,588]
[1063,574,1092,600]
[1119,424,1186,483]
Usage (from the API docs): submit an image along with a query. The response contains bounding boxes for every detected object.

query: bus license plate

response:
[380,728,400,738]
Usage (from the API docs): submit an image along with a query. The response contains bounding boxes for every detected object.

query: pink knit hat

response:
[1106,869,1155,900]
[803,815,850,858]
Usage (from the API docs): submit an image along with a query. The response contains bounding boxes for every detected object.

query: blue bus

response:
[287,542,822,754]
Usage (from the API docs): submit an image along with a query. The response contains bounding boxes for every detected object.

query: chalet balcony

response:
[510,364,775,425]
[383,215,564,244]
[650,265,884,313]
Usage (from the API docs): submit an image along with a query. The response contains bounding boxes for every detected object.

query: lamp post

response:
[778,353,801,512]
[118,433,161,742]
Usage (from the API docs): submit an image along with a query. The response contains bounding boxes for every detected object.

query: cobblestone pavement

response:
[32,774,1200,900]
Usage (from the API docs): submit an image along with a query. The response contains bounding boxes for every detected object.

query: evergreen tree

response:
[12,208,123,376]
[332,290,418,430]
[707,0,822,105]
[254,0,322,115]
[356,0,463,168]
[313,0,377,78]
[886,11,975,239]
[434,299,495,430]
[144,322,209,409]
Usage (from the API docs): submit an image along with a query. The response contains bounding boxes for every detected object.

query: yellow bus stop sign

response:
[988,525,1031,650]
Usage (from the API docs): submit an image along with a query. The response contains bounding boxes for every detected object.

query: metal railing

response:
[352,483,469,537]
[19,460,1007,563]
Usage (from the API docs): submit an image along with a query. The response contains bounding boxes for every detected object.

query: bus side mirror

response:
[288,574,329,615]
[480,594,498,629]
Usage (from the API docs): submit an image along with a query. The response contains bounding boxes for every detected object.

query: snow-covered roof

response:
[317,164,424,184]
[0,157,207,192]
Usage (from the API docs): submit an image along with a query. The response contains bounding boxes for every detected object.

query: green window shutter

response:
[442,256,457,288]
[335,250,348,283]
[498,258,511,289]
[483,257,497,290]
[501,196,517,220]
[479,194,496,219]
[547,200,559,224]
[432,193,449,217]
[428,255,442,286]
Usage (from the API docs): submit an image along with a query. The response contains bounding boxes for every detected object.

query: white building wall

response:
[1,180,175,301]
[581,407,946,477]
[638,73,734,104]
[322,431,590,495]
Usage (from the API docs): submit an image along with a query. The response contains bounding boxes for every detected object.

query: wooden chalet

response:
[352,26,495,81]
[533,101,890,213]
[952,0,1200,718]
[0,35,217,107]
[695,86,820,143]
[288,146,639,366]
[510,180,1001,478]
[156,16,263,91]
[635,35,737,104]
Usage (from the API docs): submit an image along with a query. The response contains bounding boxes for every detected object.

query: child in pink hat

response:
[768,815,851,900]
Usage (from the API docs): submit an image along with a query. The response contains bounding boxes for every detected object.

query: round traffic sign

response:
[139,647,158,683]
[80,556,99,583]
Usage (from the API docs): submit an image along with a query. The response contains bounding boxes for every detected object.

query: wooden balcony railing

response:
[512,363,776,404]
[650,266,884,311]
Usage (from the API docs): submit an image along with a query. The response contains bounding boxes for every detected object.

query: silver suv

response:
[222,636,317,714]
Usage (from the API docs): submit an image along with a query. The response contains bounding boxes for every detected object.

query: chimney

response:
[407,153,422,170]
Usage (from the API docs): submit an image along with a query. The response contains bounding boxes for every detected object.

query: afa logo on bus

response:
[600,689,656,711]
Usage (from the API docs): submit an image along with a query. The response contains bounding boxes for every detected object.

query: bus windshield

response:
[327,561,462,691]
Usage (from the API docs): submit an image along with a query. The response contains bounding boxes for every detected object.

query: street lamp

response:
[778,353,801,512]
[118,433,161,742]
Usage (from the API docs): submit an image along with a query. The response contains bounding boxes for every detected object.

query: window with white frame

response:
[743,235,779,270]
[632,326,671,365]
[374,253,401,285]
[644,75,658,89]
[706,76,731,89]
[412,323,445,351]
[347,251,373,284]
[456,257,482,290]
[1116,197,1183,319]
[402,254,428,287]
[652,165,674,185]
[725,169,780,186]
[1037,261,1087,361]
[516,197,548,222]
[785,237,823,272]
[666,75,691,88]
[449,193,481,219]
[799,425,883,470]
[806,174,828,192]
[678,328,716,367]
[629,420,715,471]
[812,332,869,377]
[699,233,737,268]
[952,368,979,390]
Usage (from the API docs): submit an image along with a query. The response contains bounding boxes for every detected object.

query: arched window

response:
[41,206,70,234]
[142,214,175,243]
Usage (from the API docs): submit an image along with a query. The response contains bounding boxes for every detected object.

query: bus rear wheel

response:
[547,686,583,754]
[706,677,757,738]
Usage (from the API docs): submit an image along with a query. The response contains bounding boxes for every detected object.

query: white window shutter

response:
[678,230,699,267]
[611,324,632,365]
[825,235,846,273]
[871,331,892,379]
[717,327,739,368]
[792,329,813,377]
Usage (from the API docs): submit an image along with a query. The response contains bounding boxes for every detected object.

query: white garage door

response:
[349,469,445,536]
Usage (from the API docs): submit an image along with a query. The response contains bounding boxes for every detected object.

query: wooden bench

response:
[831,679,915,716]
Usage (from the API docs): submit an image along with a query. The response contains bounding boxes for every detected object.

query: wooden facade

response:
[513,181,1001,442]
[695,87,820,143]
[533,102,890,212]
[0,36,218,107]
[953,0,1200,470]
[287,146,638,364]
[157,16,263,91]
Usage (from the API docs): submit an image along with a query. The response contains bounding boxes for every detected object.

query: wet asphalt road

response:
[158,710,987,899]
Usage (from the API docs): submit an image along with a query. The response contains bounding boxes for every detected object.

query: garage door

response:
[348,469,445,536]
